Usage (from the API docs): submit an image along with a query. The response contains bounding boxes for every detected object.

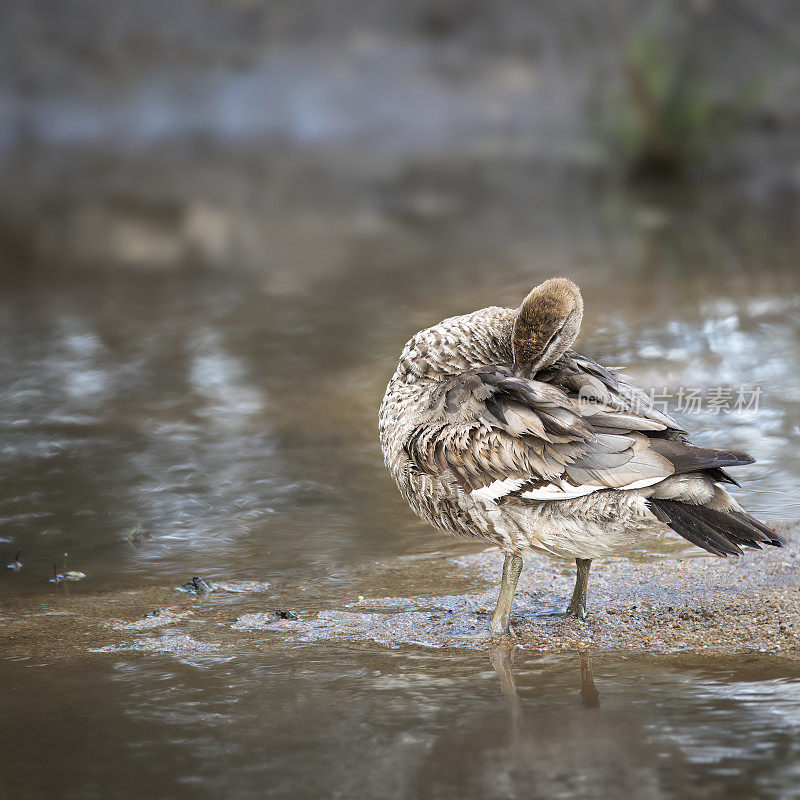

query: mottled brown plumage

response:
[379,278,780,633]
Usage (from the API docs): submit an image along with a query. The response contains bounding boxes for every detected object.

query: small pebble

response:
[275,609,298,620]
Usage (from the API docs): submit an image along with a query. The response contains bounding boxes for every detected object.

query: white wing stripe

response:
[471,478,527,501]
[516,475,666,501]
[520,483,597,500]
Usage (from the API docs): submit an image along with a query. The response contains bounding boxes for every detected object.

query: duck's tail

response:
[647,498,783,556]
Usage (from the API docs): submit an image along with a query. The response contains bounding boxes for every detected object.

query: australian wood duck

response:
[378,278,781,635]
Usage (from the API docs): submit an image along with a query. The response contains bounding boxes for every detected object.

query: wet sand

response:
[3,522,797,663]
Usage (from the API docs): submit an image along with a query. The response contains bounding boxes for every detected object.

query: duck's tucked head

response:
[512,277,583,372]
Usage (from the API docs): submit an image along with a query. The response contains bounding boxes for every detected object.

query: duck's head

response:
[512,277,583,372]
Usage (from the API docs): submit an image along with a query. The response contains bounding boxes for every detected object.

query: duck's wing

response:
[405,361,752,503]
[538,349,683,432]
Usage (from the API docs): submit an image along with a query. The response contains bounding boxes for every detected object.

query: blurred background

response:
[3,0,800,274]
[3,4,800,800]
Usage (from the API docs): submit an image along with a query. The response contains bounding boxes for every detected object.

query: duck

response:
[378,277,781,636]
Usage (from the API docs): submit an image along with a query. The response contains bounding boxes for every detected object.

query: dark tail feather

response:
[730,510,784,547]
[705,467,741,488]
[648,499,782,557]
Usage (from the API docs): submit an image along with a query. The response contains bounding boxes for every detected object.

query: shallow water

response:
[1,173,800,798]
[2,646,800,800]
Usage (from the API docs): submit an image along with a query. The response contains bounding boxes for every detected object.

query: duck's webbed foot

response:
[565,558,592,619]
[453,625,518,642]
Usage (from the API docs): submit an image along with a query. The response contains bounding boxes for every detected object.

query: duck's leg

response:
[489,553,524,636]
[566,558,592,619]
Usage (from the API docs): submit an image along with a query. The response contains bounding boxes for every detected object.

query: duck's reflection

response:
[488,644,600,712]
[578,649,600,709]
[413,648,692,798]
[488,643,523,719]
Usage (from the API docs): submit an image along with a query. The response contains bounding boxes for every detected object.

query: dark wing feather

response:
[405,354,762,508]
[405,362,680,499]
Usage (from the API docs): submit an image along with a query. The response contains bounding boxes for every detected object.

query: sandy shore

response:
[2,522,798,662]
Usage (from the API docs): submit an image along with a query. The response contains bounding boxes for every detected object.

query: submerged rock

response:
[91,633,220,656]
[124,527,152,546]
[212,580,271,594]
[112,609,193,631]
[181,576,215,595]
